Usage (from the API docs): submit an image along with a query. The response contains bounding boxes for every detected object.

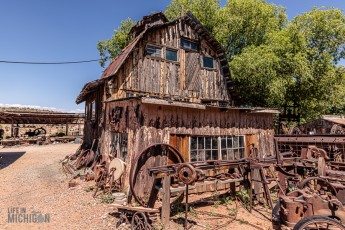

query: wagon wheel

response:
[298,177,337,196]
[131,212,150,230]
[288,126,301,135]
[330,124,345,134]
[130,144,184,208]
[293,215,345,230]
[33,127,46,136]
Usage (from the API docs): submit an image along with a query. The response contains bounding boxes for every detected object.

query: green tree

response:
[231,7,345,120]
[215,0,287,60]
[97,18,136,67]
[165,0,221,34]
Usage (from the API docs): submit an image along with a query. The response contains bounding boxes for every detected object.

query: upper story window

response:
[180,39,198,51]
[166,49,178,62]
[146,45,162,58]
[202,56,214,69]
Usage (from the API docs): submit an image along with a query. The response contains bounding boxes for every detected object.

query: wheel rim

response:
[131,212,148,230]
[298,177,337,196]
[297,218,344,230]
[129,144,184,208]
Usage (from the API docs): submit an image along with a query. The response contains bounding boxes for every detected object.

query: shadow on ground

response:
[0,151,26,170]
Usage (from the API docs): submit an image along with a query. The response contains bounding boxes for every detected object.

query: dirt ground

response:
[0,144,273,230]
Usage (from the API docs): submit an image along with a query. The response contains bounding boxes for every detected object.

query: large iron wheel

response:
[34,127,46,136]
[131,212,149,230]
[129,144,184,208]
[293,215,345,230]
[298,177,337,196]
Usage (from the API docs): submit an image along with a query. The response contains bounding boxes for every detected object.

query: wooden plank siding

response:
[104,98,275,190]
[104,20,229,104]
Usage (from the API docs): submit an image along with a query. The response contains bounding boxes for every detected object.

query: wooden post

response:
[161,173,171,228]
[10,119,13,137]
[65,123,69,136]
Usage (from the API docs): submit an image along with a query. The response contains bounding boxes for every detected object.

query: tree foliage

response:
[97,1,345,121]
[165,0,221,34]
[97,18,135,67]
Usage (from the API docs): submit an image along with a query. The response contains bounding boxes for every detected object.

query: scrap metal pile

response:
[273,135,345,229]
[61,135,345,230]
[61,139,126,196]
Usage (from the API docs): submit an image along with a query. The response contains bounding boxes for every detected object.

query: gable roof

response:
[76,12,237,104]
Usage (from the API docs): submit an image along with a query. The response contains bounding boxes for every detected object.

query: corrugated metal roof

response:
[100,33,144,79]
[322,115,345,125]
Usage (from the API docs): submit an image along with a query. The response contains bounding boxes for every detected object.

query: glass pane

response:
[191,42,198,50]
[166,49,177,61]
[190,150,197,161]
[205,137,211,149]
[181,39,198,51]
[239,136,244,147]
[146,45,161,57]
[221,150,227,160]
[205,150,212,160]
[221,137,226,149]
[181,39,189,49]
[198,150,205,161]
[227,149,234,160]
[212,150,218,160]
[203,56,214,68]
[198,137,204,149]
[227,137,233,148]
[191,137,198,150]
[211,137,218,149]
[233,136,239,147]
[234,149,240,160]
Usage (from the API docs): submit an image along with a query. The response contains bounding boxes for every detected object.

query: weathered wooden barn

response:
[76,12,278,189]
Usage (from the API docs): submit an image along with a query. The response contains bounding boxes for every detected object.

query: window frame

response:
[145,44,162,58]
[165,48,178,62]
[202,56,215,69]
[189,135,246,162]
[180,38,199,51]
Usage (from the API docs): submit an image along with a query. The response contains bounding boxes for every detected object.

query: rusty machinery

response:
[273,135,345,229]
[111,144,248,229]
[272,188,345,230]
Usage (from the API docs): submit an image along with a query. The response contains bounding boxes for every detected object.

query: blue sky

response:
[0,0,344,112]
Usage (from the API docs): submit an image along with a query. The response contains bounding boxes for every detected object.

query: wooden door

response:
[169,134,189,162]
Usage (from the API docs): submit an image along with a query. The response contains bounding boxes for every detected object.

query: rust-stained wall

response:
[105,99,275,190]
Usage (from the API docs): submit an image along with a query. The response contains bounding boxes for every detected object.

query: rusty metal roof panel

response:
[100,33,144,79]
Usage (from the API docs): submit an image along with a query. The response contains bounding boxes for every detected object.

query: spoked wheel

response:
[298,177,337,196]
[293,215,345,230]
[130,144,184,208]
[131,212,149,230]
[33,127,46,136]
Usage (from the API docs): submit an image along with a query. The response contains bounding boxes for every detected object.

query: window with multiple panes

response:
[166,49,178,62]
[146,45,162,58]
[91,100,96,121]
[203,56,214,69]
[190,136,218,161]
[180,39,198,51]
[220,136,245,160]
[190,136,245,161]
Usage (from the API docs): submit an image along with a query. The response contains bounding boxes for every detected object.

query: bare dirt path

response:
[0,144,117,230]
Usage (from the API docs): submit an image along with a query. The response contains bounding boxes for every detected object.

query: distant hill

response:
[0,107,59,113]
